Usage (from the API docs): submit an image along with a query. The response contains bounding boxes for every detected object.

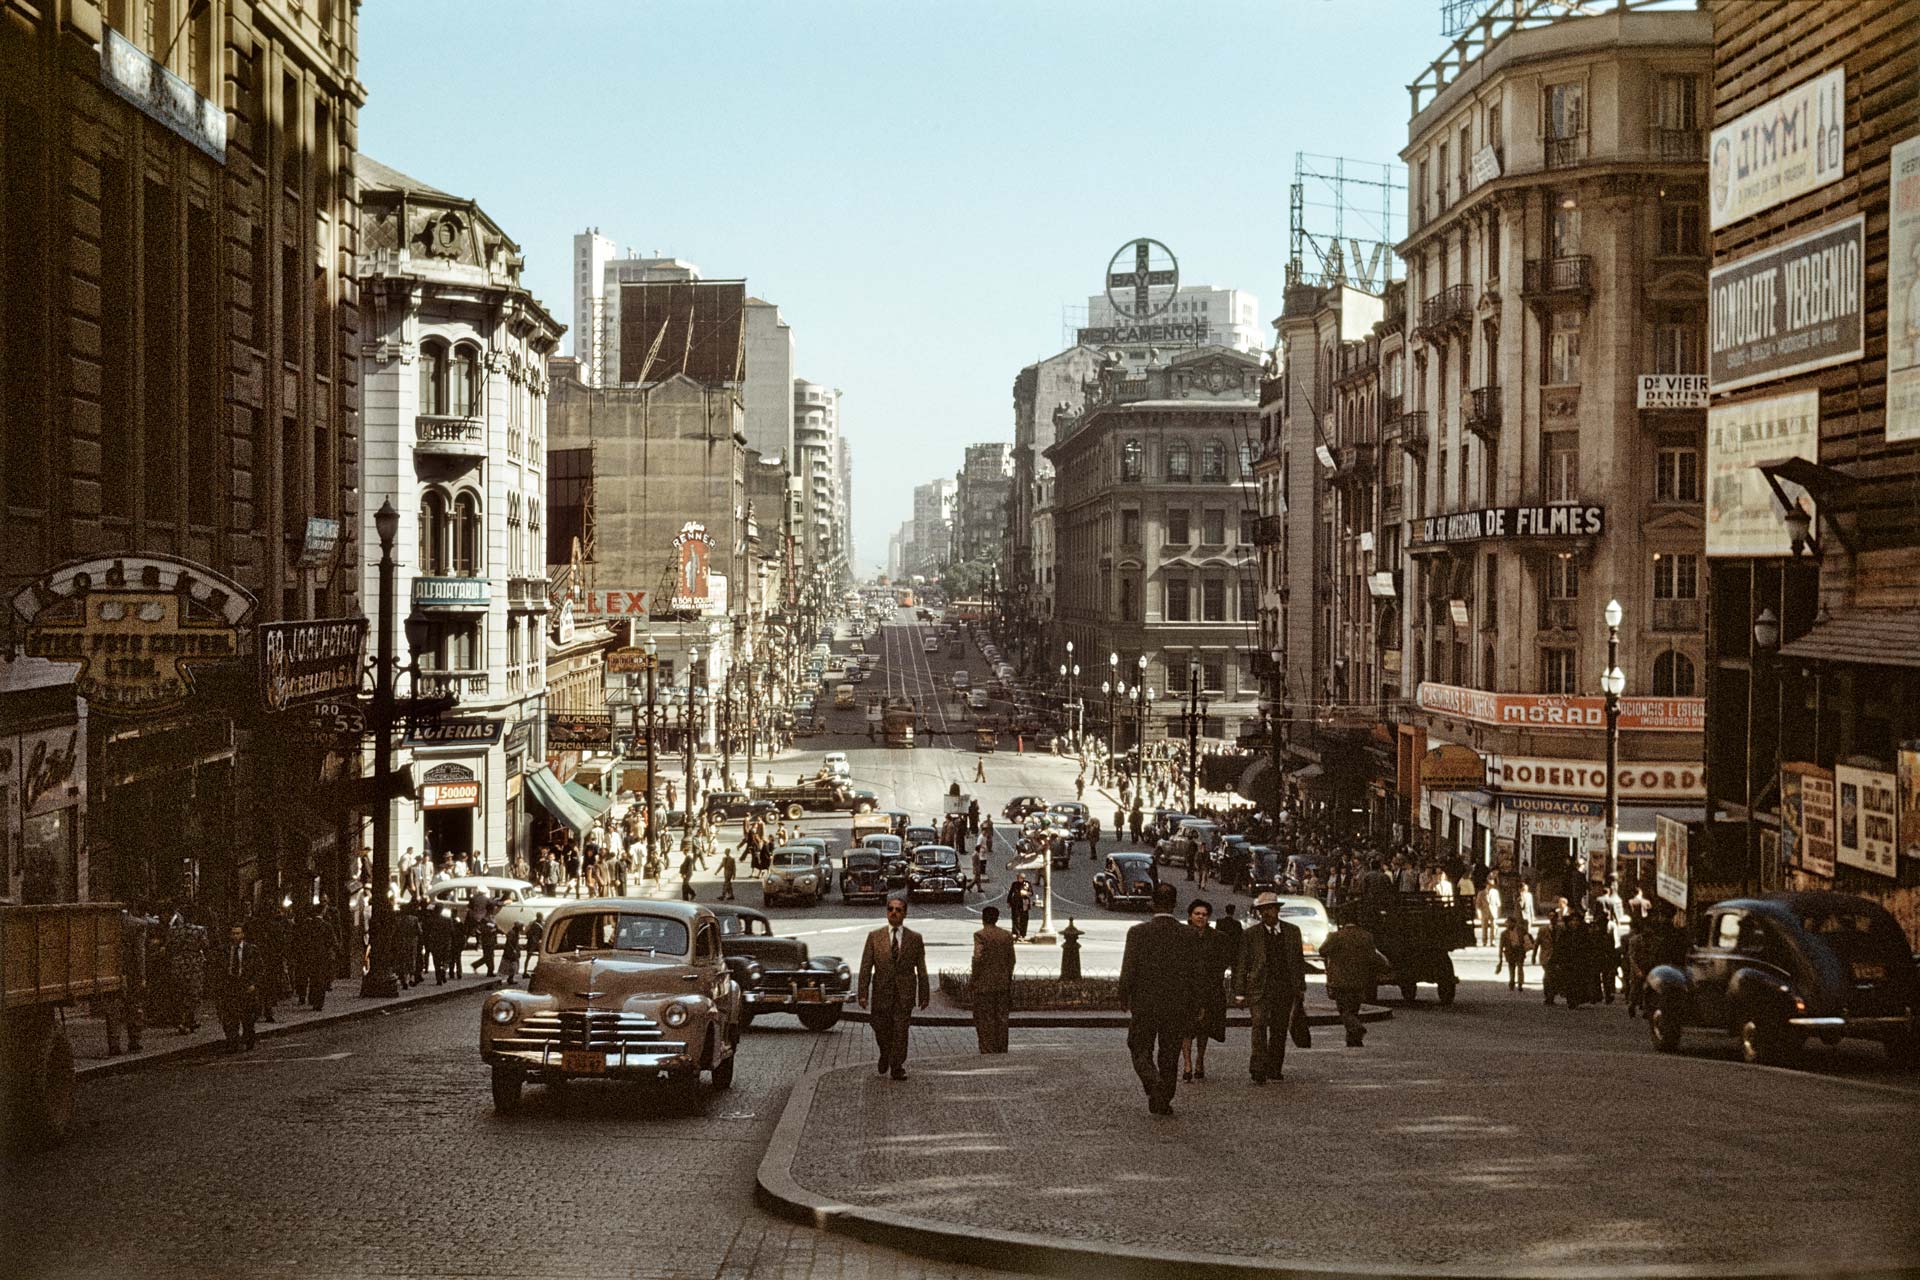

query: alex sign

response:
[576,589,649,620]
[1417,683,1703,733]
[1492,756,1705,801]
[10,556,255,717]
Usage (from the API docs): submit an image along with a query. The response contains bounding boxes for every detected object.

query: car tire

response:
[796,1006,841,1032]
[786,803,805,820]
[1739,1015,1799,1066]
[709,1050,735,1091]
[855,800,873,814]
[1399,983,1419,1004]
[10,1023,76,1150]
[1883,1028,1919,1069]
[1649,998,1683,1053]
[490,1064,524,1114]
[1437,977,1458,1006]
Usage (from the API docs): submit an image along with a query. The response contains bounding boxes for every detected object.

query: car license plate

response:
[560,1050,606,1075]
[795,988,824,1003]
[1851,961,1886,982]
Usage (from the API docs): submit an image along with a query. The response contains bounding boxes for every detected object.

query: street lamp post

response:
[1750,606,1781,895]
[683,644,699,845]
[1186,664,1204,814]
[644,635,659,875]
[1602,599,1626,890]
[1133,654,1149,803]
[1107,651,1118,760]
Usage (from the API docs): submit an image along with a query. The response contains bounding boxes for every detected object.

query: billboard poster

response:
[1654,814,1688,909]
[1708,215,1865,393]
[1779,764,1803,871]
[671,522,714,610]
[1797,764,1837,878]
[1706,391,1818,557]
[1835,763,1898,879]
[1899,743,1920,863]
[1709,67,1844,231]
[1889,134,1920,442]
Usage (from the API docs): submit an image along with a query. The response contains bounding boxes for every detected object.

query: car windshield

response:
[546,912,689,956]
[846,852,881,869]
[1279,905,1321,919]
[772,852,814,868]
[914,848,957,867]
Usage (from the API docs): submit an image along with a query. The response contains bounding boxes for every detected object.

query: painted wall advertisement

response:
[1898,743,1920,863]
[1709,215,1864,393]
[1788,762,1838,878]
[671,521,713,610]
[1655,814,1688,909]
[1705,390,1818,557]
[1709,67,1844,231]
[1888,134,1920,442]
[1834,763,1898,879]
[1417,682,1704,732]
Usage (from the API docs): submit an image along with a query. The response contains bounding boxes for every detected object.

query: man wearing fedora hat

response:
[1236,891,1306,1084]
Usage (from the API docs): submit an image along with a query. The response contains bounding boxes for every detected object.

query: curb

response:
[835,1004,1392,1030]
[76,977,503,1079]
[755,1054,1899,1280]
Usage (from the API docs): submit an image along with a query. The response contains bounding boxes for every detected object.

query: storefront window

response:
[20,808,76,904]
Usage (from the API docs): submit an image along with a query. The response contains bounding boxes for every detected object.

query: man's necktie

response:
[891,930,899,963]
[230,947,241,977]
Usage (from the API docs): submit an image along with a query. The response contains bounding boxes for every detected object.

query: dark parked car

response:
[840,847,908,904]
[703,903,851,1032]
[1003,795,1047,822]
[1645,892,1918,1066]
[704,791,777,822]
[907,846,967,903]
[903,824,939,851]
[880,809,913,837]
[1092,852,1158,910]
[1047,801,1089,836]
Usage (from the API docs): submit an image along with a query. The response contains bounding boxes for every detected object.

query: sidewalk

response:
[759,1038,1920,1278]
[72,968,503,1079]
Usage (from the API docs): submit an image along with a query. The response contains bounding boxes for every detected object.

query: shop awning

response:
[525,765,598,837]
[1778,608,1920,669]
[563,780,613,817]
[1287,763,1327,785]
[1613,804,1703,840]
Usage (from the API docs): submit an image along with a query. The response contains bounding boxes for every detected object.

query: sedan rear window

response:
[547,912,688,956]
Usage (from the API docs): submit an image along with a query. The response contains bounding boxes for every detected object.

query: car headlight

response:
[489,1001,517,1025]
[662,1002,692,1028]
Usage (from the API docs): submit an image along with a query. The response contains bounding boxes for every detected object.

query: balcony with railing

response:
[1395,410,1429,458]
[1252,513,1286,545]
[1522,255,1592,299]
[1419,283,1471,333]
[1652,127,1703,161]
[1463,385,1502,444]
[416,669,491,699]
[1651,598,1702,633]
[1544,135,1583,169]
[508,575,550,611]
[415,415,487,458]
[1331,442,1376,487]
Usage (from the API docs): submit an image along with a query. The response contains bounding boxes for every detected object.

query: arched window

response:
[506,491,523,578]
[1166,440,1192,481]
[449,344,479,417]
[1120,439,1143,482]
[1652,649,1695,697]
[419,340,447,416]
[419,490,449,574]
[1201,439,1227,481]
[453,491,482,575]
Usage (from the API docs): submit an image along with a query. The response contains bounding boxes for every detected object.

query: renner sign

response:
[1494,756,1705,801]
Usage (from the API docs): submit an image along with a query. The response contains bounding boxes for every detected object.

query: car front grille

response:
[496,1009,672,1053]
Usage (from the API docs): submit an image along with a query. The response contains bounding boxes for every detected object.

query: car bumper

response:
[1786,1013,1914,1032]
[485,1041,696,1077]
[744,983,851,1012]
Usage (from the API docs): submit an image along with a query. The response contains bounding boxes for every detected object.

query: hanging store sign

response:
[421,760,480,810]
[100,27,226,163]
[403,717,503,748]
[296,518,341,569]
[1888,135,1920,443]
[1705,390,1819,557]
[10,555,255,717]
[412,577,490,609]
[1709,67,1844,231]
[607,647,651,674]
[1420,744,1485,791]
[672,522,714,611]
[1413,504,1603,547]
[1637,375,1709,410]
[1835,762,1898,880]
[575,589,650,621]
[1491,756,1705,801]
[1468,145,1502,190]
[1416,683,1704,733]
[259,618,368,713]
[1654,815,1688,908]
[546,710,612,749]
[1709,214,1865,393]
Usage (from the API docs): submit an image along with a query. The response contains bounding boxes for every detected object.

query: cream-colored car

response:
[480,899,743,1112]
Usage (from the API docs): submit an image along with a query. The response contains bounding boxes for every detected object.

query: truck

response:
[1343,891,1477,1005]
[2,902,126,1147]
[751,777,862,820]
[883,698,916,749]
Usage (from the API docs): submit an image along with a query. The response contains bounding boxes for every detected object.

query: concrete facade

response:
[743,297,795,465]
[953,442,1013,565]
[1012,346,1104,632]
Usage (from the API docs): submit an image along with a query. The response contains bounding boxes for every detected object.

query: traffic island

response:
[758,1041,1920,1278]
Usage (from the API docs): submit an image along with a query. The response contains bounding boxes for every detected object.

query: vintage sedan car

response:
[1273,895,1333,956]
[902,824,940,851]
[426,876,567,935]
[1645,892,1918,1066]
[1092,852,1159,910]
[840,846,906,903]
[762,846,828,907]
[703,903,851,1031]
[907,845,968,902]
[879,808,914,837]
[702,791,778,823]
[1048,801,1090,835]
[479,899,743,1112]
[1003,795,1047,822]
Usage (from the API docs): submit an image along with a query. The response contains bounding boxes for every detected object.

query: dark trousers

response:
[1126,1013,1184,1108]
[300,972,327,1011]
[1330,988,1366,1046]
[218,990,258,1050]
[870,997,913,1069]
[1248,999,1289,1080]
[479,929,496,975]
[973,990,1011,1053]
[1010,908,1030,938]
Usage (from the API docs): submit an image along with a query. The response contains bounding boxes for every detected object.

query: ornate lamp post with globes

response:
[1601,599,1626,887]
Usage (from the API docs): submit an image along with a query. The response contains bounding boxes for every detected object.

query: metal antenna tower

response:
[1287,153,1405,292]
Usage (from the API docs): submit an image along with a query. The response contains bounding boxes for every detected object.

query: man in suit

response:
[858,896,930,1079]
[1236,891,1306,1084]
[1117,881,1199,1115]
[213,922,263,1052]
[970,906,1017,1054]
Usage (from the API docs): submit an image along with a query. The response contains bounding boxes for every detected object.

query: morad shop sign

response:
[10,556,256,717]
[1415,505,1603,548]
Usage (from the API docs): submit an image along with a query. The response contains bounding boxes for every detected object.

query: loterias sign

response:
[1414,504,1603,548]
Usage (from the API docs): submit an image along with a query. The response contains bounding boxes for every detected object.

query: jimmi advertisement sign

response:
[1710,215,1864,393]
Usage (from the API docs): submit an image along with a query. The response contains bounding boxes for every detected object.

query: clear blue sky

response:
[358,1,1448,576]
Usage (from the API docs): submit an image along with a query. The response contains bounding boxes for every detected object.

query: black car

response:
[907,846,967,903]
[1003,795,1046,822]
[840,846,908,904]
[704,791,777,822]
[1645,892,1918,1066]
[1047,801,1089,836]
[704,903,852,1032]
[903,824,939,851]
[880,808,914,837]
[849,788,879,814]
[1092,852,1158,910]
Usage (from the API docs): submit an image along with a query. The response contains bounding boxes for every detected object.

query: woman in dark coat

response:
[1181,898,1230,1081]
